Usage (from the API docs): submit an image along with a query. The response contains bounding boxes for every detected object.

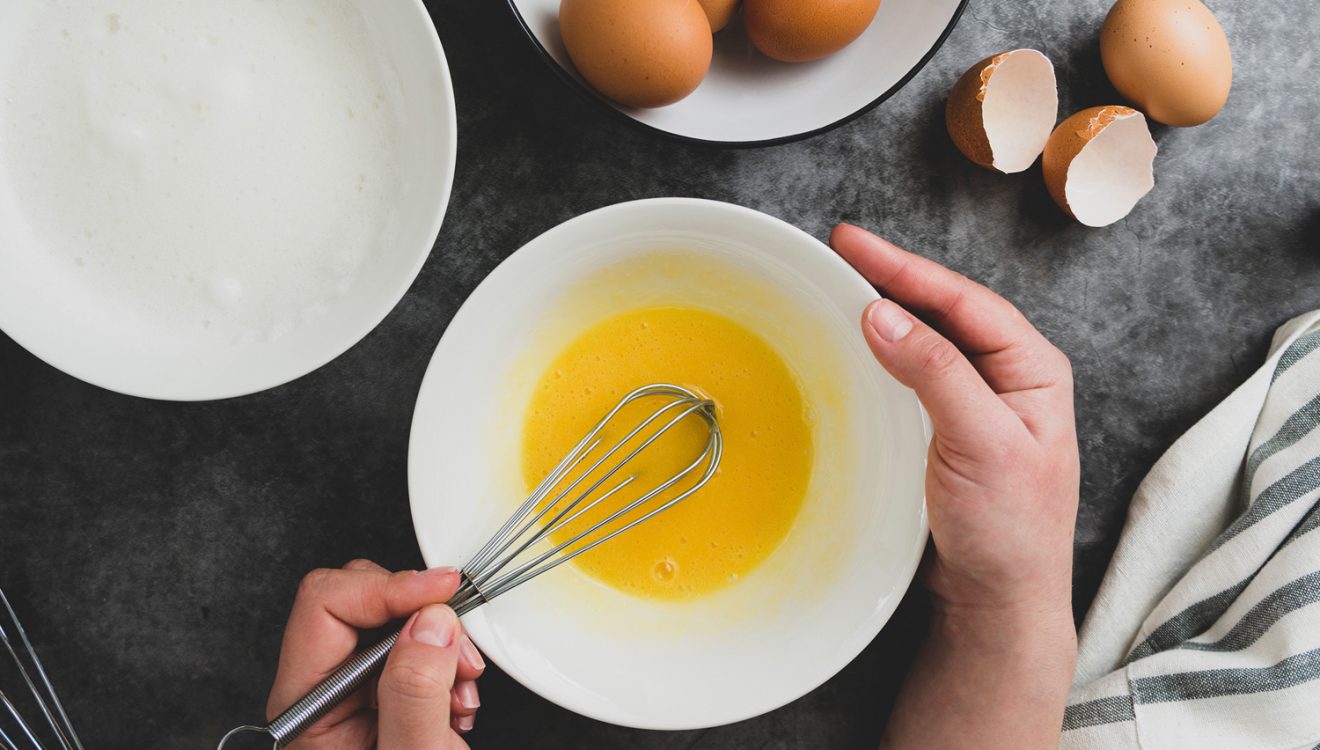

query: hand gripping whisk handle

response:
[216,628,401,749]
[218,384,722,750]
[274,628,401,743]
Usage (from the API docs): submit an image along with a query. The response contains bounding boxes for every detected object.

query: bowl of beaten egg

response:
[0,0,454,399]
[410,198,929,728]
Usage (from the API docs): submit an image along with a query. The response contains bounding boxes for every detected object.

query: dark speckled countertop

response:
[2,1,1318,748]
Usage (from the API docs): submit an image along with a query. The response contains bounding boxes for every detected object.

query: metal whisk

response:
[0,587,83,750]
[219,383,722,748]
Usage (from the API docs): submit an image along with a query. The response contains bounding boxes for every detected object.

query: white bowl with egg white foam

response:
[0,0,455,400]
[409,198,931,729]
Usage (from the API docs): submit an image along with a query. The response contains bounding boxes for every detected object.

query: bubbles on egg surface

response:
[652,557,679,583]
[521,305,813,601]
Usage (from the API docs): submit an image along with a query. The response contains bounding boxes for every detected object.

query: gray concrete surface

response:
[2,0,1318,747]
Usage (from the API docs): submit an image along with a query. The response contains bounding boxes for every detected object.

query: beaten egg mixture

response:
[521,306,813,600]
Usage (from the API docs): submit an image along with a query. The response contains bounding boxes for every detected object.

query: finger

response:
[268,566,461,718]
[378,604,464,749]
[290,567,460,630]
[344,558,388,573]
[862,299,1020,450]
[456,635,485,682]
[452,710,476,735]
[451,678,480,718]
[832,224,1065,393]
[345,655,475,717]
[290,712,377,750]
[830,224,1037,352]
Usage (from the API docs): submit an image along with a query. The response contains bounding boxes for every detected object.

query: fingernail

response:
[410,605,455,648]
[460,635,485,671]
[868,300,913,343]
[456,713,475,733]
[456,680,480,711]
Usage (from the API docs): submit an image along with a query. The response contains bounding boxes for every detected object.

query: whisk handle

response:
[266,627,401,747]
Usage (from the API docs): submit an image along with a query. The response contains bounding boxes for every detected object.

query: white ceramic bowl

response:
[409,198,930,729]
[0,0,456,400]
[507,0,966,146]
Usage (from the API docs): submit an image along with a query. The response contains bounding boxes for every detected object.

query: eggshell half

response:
[1042,106,1157,227]
[946,49,1058,174]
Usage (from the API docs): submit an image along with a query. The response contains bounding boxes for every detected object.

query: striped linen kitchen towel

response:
[1062,310,1320,750]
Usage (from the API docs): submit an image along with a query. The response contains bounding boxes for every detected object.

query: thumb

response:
[378,604,462,749]
[861,299,1013,448]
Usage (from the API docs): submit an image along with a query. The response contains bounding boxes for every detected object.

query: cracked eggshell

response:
[1042,106,1157,228]
[946,49,1058,174]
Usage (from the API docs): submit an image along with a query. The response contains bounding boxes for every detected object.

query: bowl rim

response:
[408,197,931,729]
[503,0,969,149]
[0,0,457,402]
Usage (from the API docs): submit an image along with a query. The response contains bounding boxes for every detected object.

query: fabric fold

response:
[1063,310,1320,750]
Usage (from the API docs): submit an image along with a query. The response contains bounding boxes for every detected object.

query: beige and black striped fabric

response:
[1062,311,1320,750]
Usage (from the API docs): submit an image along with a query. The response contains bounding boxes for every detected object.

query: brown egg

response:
[560,0,713,109]
[1100,0,1232,127]
[699,0,740,32]
[743,0,881,63]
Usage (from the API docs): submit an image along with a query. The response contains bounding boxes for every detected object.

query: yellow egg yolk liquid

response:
[521,306,813,600]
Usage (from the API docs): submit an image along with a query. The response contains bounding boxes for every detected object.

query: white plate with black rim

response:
[506,0,967,147]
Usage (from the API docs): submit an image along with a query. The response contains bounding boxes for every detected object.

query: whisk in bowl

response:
[219,383,722,749]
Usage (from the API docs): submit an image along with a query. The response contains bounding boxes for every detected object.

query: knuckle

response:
[295,568,335,600]
[381,660,448,702]
[1047,345,1074,380]
[388,569,418,586]
[1002,297,1026,320]
[343,557,376,571]
[1057,349,1075,378]
[916,336,961,376]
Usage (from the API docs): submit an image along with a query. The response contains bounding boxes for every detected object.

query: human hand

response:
[832,223,1079,618]
[267,560,485,749]
[831,225,1078,749]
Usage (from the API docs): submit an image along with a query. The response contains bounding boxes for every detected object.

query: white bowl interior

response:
[409,198,928,729]
[0,0,455,400]
[508,0,964,144]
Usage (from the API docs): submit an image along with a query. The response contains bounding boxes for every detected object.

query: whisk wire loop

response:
[464,385,701,587]
[468,397,707,597]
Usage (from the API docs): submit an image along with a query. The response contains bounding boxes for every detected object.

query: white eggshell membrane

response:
[1066,112,1157,227]
[983,49,1058,174]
